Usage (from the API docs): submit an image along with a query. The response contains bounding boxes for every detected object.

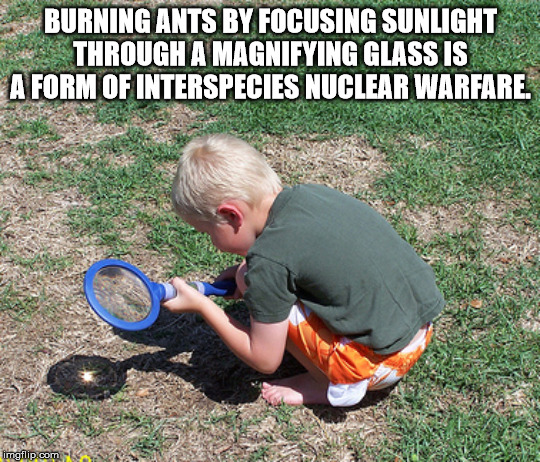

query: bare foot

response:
[261,373,329,406]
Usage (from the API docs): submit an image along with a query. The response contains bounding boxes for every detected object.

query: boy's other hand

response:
[216,261,247,299]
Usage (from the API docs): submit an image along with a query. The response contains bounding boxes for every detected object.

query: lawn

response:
[0,0,538,461]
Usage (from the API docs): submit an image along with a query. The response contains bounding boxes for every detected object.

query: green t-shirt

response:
[244,184,445,354]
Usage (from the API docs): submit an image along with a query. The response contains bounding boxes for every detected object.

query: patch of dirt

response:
[477,198,538,265]
[133,103,204,144]
[0,2,40,38]
[525,66,540,81]
[519,309,540,334]
[263,134,389,196]
[400,197,538,266]
[400,202,469,241]
[1,101,126,148]
[0,16,39,38]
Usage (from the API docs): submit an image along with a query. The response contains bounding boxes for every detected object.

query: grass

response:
[0,0,538,460]
[0,283,40,322]
[388,404,539,461]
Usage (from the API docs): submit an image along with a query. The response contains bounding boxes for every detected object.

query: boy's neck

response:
[253,189,282,237]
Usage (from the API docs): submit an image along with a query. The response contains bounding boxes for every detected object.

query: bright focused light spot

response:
[81,371,94,382]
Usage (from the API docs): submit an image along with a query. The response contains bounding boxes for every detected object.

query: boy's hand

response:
[216,264,239,282]
[216,261,247,299]
[161,277,207,314]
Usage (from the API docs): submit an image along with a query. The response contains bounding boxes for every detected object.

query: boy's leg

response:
[261,301,433,407]
[261,338,330,406]
[262,301,348,406]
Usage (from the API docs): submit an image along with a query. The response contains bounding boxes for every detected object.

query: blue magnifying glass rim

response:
[84,259,161,331]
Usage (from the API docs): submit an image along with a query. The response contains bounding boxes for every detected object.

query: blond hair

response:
[172,134,282,222]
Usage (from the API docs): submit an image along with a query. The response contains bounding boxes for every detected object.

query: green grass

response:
[19,400,167,458]
[56,128,177,255]
[0,283,40,322]
[6,116,60,140]
[388,404,539,461]
[0,0,538,459]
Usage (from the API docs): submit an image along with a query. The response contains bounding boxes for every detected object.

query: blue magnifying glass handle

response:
[155,279,236,301]
[190,280,237,297]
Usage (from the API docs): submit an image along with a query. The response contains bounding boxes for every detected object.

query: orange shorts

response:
[288,301,433,406]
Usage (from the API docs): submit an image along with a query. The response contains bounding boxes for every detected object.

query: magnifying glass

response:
[84,259,236,331]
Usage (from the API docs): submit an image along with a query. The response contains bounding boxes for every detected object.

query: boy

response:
[164,134,444,407]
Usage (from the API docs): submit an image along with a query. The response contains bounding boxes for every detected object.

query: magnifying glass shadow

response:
[47,303,267,403]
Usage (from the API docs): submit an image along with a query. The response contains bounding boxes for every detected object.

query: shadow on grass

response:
[48,302,397,415]
[308,387,397,423]
[48,303,261,404]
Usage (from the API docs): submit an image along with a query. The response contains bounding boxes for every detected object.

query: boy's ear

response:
[217,202,244,228]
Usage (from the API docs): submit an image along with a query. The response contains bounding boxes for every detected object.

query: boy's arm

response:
[163,278,288,374]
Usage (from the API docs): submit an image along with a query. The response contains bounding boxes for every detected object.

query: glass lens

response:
[92,266,152,322]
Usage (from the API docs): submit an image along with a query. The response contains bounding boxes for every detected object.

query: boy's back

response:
[245,184,445,354]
